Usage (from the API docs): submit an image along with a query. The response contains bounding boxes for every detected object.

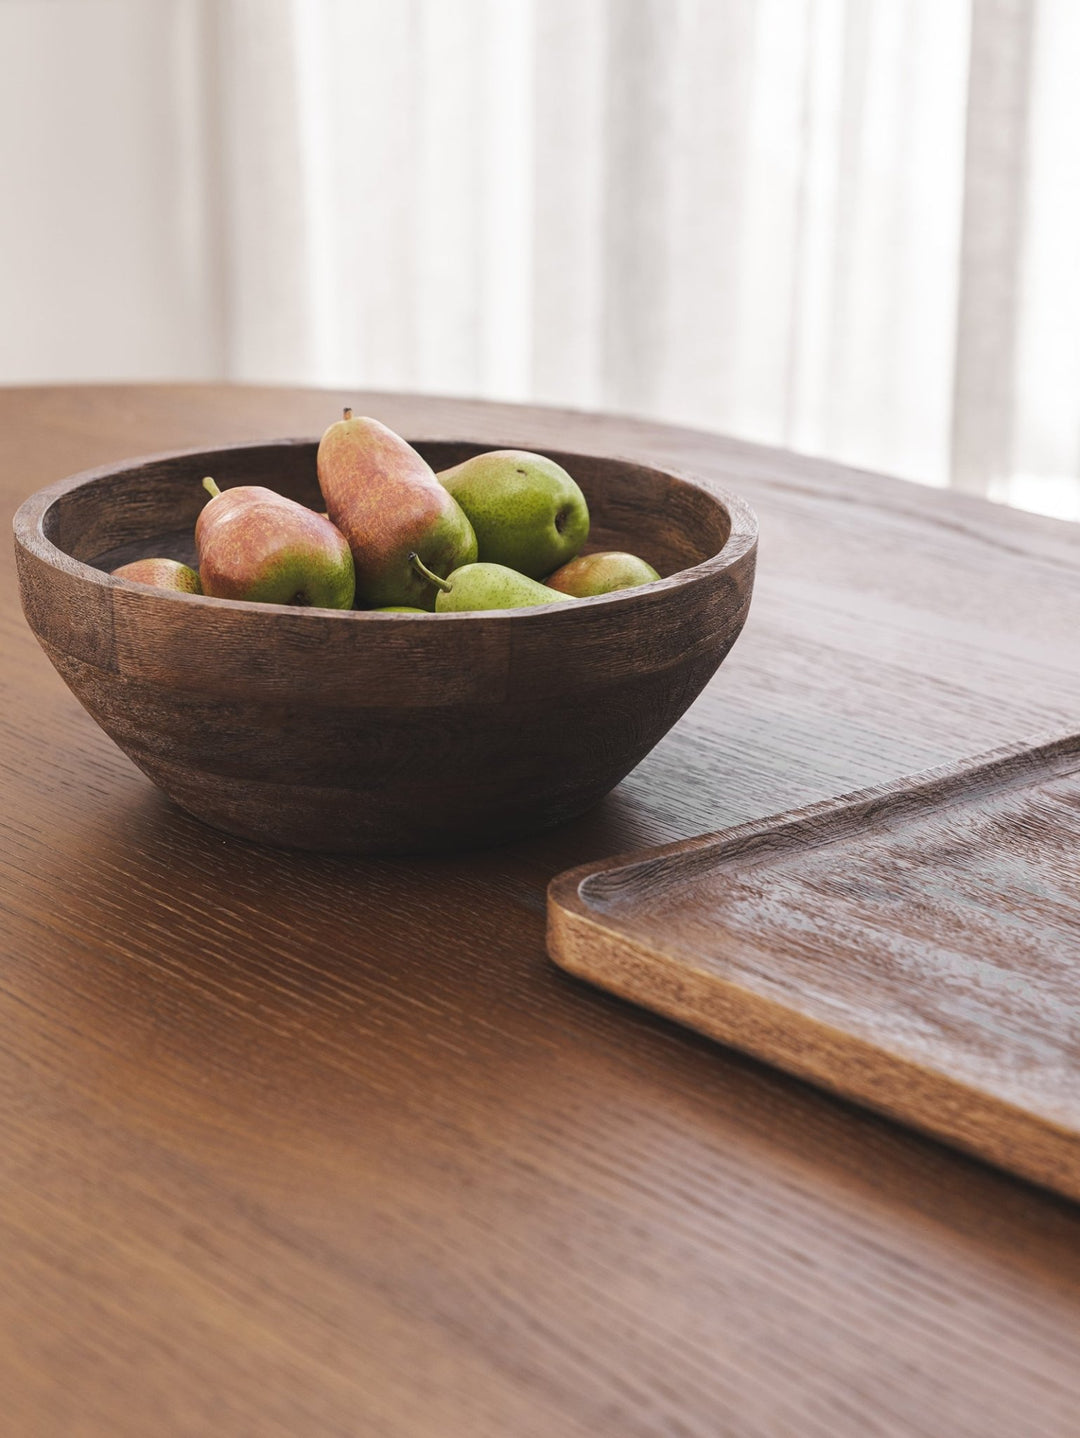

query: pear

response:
[373,606,426,613]
[437,450,589,578]
[546,551,660,597]
[196,478,355,608]
[113,558,202,594]
[420,559,577,613]
[318,410,477,609]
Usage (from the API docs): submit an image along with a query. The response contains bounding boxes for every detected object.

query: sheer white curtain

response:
[2,0,1078,514]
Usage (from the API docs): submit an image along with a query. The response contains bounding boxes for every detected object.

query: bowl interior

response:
[40,441,734,582]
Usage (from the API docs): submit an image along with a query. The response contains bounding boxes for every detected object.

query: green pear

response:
[546,551,660,597]
[425,560,577,613]
[437,450,589,578]
[196,478,355,608]
[373,606,426,613]
[112,558,202,594]
[318,410,476,609]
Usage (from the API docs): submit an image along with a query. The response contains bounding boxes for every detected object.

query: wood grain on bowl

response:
[13,441,757,853]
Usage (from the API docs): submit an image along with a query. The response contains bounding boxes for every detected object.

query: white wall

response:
[0,0,225,381]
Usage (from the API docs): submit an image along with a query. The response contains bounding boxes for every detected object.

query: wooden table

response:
[4,386,1080,1438]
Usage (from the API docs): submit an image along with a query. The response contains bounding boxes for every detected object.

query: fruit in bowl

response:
[428,562,571,612]
[196,477,355,608]
[13,423,757,854]
[318,411,477,609]
[98,413,665,619]
[546,551,660,597]
[437,449,590,578]
[111,557,202,593]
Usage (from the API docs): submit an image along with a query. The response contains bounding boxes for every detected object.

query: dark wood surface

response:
[550,732,1080,1201]
[13,440,755,853]
[5,385,1080,1438]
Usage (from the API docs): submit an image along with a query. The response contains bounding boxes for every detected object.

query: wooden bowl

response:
[13,439,757,853]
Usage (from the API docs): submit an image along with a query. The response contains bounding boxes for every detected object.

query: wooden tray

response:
[548,733,1080,1201]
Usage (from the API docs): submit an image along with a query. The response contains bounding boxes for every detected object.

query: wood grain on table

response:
[4,386,1080,1438]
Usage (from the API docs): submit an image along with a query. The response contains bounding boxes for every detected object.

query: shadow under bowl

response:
[13,438,758,853]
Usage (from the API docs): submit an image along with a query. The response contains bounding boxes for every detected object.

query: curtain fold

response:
[1,0,1077,514]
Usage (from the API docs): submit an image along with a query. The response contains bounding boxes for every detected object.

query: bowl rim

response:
[13,435,758,621]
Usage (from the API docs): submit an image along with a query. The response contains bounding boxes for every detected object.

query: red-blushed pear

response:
[112,558,202,593]
[317,410,476,610]
[546,551,660,597]
[195,478,355,608]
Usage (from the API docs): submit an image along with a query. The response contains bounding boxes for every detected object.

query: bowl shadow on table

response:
[25,775,1080,1308]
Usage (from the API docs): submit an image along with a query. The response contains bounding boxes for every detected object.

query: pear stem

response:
[343,406,353,421]
[409,552,453,593]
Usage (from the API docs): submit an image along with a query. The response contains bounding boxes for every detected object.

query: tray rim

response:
[550,728,1080,917]
[546,727,1080,1201]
